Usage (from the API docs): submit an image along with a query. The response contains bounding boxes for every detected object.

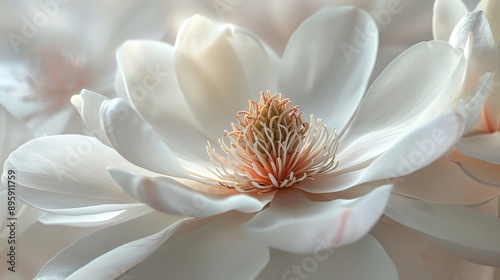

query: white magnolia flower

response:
[433,0,500,186]
[0,0,173,136]
[2,7,493,279]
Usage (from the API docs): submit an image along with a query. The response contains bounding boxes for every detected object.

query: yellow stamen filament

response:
[206,91,339,193]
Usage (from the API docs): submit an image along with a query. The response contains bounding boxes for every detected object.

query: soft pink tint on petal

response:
[484,70,500,132]
[278,6,377,133]
[457,132,500,164]
[116,212,269,280]
[1,135,142,215]
[35,211,183,280]
[450,149,500,186]
[241,185,392,254]
[393,157,500,204]
[257,235,397,280]
[108,168,272,218]
[432,0,469,40]
[339,41,464,167]
[386,194,500,266]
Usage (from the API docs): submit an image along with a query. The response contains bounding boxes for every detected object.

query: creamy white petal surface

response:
[257,235,398,280]
[386,194,500,266]
[278,6,377,132]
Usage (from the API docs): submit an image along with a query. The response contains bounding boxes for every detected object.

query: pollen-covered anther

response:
[206,91,339,193]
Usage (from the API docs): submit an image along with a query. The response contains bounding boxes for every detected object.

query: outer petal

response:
[173,15,253,137]
[456,132,500,164]
[449,11,499,83]
[279,6,377,133]
[393,157,500,204]
[339,41,464,167]
[354,109,465,184]
[241,185,392,254]
[432,0,469,40]
[450,149,500,186]
[35,211,183,280]
[484,69,500,132]
[1,135,141,215]
[257,235,398,280]
[386,194,500,266]
[108,169,272,218]
[307,108,466,194]
[125,212,269,280]
[115,40,213,162]
[98,94,189,177]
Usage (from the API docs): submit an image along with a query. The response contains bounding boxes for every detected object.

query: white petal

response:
[339,41,464,167]
[99,96,189,178]
[449,11,499,82]
[476,0,500,41]
[38,206,152,228]
[371,221,434,280]
[279,6,377,133]
[393,157,500,204]
[241,185,392,254]
[457,132,500,164]
[35,211,183,280]
[305,108,467,195]
[0,105,33,163]
[127,212,269,280]
[173,15,250,136]
[386,194,500,266]
[257,235,398,280]
[450,149,500,186]
[484,70,500,132]
[116,40,212,162]
[108,168,271,218]
[1,135,140,214]
[432,0,469,40]
[354,109,465,184]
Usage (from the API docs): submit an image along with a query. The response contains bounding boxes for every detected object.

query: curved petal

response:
[173,15,251,137]
[484,70,500,132]
[354,109,465,184]
[257,235,398,280]
[241,184,392,254]
[0,105,33,164]
[450,149,500,186]
[35,211,183,280]
[393,157,500,204]
[457,132,500,164]
[449,11,499,83]
[108,168,272,218]
[279,6,377,133]
[339,41,464,166]
[1,135,141,215]
[432,0,469,40]
[116,40,212,162]
[127,212,269,280]
[386,194,500,266]
[371,221,434,280]
[476,0,500,41]
[98,96,189,178]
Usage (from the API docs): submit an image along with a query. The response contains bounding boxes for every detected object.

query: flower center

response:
[207,91,339,193]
